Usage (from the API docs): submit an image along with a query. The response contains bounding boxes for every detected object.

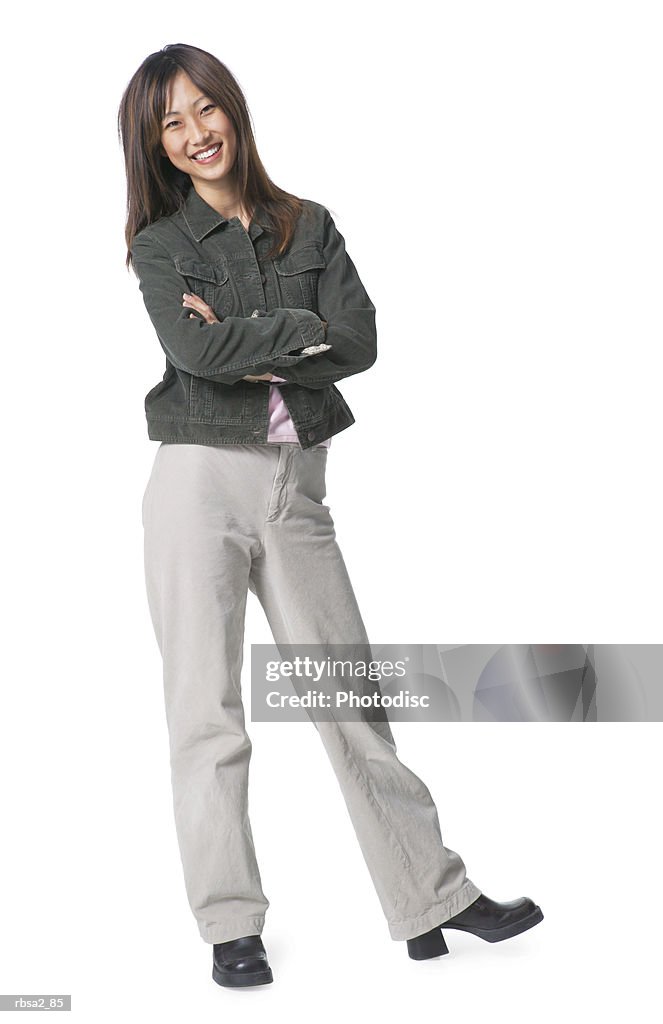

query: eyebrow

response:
[163,96,208,120]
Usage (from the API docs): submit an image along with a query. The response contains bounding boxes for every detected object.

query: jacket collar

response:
[180,185,266,242]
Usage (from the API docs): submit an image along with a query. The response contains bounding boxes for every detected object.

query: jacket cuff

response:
[288,307,327,347]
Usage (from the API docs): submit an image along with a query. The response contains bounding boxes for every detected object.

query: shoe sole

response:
[442,904,544,942]
[212,965,274,987]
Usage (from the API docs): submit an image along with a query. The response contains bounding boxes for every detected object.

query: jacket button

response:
[307,431,316,441]
[250,309,260,318]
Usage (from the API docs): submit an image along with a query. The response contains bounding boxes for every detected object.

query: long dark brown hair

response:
[118,43,306,269]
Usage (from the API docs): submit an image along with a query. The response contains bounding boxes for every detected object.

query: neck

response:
[192,178,249,223]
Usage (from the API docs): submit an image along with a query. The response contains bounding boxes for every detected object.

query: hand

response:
[182,292,273,382]
[244,337,330,383]
[182,291,220,324]
[244,319,329,379]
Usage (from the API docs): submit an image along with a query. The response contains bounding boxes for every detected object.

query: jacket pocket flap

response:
[173,255,229,285]
[273,242,326,276]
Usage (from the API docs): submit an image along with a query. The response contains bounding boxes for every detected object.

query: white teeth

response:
[192,143,221,160]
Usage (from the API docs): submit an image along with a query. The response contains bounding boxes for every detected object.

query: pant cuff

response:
[387,879,483,941]
[198,917,266,945]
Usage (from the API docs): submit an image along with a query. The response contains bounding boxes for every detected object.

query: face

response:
[159,70,237,187]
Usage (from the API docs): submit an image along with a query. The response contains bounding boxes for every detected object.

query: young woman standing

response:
[118,43,542,989]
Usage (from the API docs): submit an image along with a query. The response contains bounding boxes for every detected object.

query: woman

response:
[118,43,543,989]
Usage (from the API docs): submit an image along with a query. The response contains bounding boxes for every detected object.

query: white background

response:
[1,1,661,1020]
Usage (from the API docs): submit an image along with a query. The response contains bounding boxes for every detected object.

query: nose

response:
[188,125,213,149]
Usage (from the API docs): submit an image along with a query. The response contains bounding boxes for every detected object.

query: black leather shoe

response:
[212,934,273,987]
[407,892,544,960]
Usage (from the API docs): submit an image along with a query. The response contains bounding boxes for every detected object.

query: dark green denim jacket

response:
[130,187,377,448]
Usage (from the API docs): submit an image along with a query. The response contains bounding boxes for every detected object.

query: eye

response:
[163,103,215,130]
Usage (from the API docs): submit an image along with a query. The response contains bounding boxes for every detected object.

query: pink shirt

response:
[266,375,331,448]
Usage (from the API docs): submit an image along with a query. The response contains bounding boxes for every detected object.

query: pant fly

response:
[264,444,293,523]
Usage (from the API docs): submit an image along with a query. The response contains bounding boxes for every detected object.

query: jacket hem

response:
[146,415,354,449]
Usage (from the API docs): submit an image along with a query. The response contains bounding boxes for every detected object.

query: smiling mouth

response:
[190,142,222,162]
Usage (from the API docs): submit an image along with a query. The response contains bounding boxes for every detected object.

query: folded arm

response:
[267,208,378,390]
[131,233,329,386]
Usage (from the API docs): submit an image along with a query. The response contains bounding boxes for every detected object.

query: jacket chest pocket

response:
[173,254,234,317]
[273,241,326,311]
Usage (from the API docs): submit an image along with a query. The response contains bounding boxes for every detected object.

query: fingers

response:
[182,291,220,324]
[182,291,210,311]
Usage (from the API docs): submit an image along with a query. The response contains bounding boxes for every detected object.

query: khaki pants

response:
[142,441,481,943]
